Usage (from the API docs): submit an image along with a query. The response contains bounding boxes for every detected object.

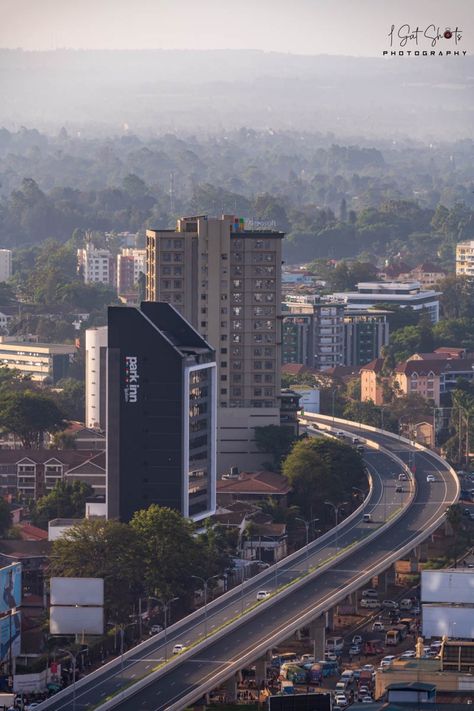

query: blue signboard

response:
[0,611,21,663]
[0,563,21,614]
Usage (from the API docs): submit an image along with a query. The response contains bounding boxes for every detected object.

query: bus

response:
[386,629,401,646]
[385,625,407,646]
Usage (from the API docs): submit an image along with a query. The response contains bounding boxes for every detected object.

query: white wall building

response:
[0,249,12,282]
[77,243,113,285]
[330,281,441,323]
[85,326,108,430]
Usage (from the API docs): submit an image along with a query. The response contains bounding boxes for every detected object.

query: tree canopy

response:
[0,390,67,448]
[282,438,366,518]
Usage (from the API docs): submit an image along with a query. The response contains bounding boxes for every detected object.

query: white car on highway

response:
[256,590,271,601]
[172,643,187,654]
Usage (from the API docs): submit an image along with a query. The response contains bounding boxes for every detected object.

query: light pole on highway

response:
[151,596,179,661]
[191,574,220,638]
[295,517,319,571]
[324,501,347,552]
[59,646,88,711]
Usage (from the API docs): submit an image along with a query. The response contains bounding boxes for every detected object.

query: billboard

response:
[50,606,104,635]
[422,604,474,639]
[0,563,21,614]
[0,611,21,663]
[421,570,474,604]
[50,577,104,606]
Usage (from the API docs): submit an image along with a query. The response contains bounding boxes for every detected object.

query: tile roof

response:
[217,470,291,495]
[17,523,48,541]
[360,358,384,373]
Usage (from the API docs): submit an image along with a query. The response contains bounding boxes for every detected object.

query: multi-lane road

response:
[39,420,458,711]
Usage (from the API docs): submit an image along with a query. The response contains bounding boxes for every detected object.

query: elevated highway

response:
[39,419,458,711]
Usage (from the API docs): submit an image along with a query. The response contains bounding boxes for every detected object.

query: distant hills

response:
[0,49,473,139]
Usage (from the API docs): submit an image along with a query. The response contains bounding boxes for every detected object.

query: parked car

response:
[361,696,374,704]
[349,645,361,656]
[362,588,378,598]
[381,655,396,667]
[149,624,163,635]
[352,634,363,645]
[334,694,348,708]
[172,643,187,654]
[372,620,385,632]
[361,598,380,609]
[256,590,271,601]
[399,649,416,659]
[382,599,399,610]
[395,485,403,493]
[398,472,408,481]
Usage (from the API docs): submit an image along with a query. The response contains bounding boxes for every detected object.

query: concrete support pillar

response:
[224,673,238,702]
[326,607,334,631]
[409,549,420,573]
[255,651,271,687]
[310,616,326,661]
[379,565,396,592]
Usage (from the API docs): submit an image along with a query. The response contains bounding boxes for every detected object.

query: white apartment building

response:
[77,243,114,285]
[456,240,474,278]
[330,281,441,323]
[85,326,108,430]
[0,250,12,282]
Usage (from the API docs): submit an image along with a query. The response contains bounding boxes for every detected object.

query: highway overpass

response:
[39,418,458,711]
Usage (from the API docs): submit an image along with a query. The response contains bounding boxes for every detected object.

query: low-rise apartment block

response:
[0,449,105,501]
[456,239,474,277]
[0,337,75,382]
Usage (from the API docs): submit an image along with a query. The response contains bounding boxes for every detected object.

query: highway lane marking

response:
[44,446,412,710]
[140,447,457,710]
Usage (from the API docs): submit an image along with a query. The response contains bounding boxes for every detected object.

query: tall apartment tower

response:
[146,215,285,471]
[107,302,216,522]
[85,326,108,430]
[0,250,12,282]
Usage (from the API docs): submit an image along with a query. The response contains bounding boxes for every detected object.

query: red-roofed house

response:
[217,470,291,507]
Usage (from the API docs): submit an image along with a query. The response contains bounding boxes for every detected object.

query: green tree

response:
[282,438,366,518]
[0,390,67,447]
[130,505,199,602]
[50,518,142,623]
[343,400,382,428]
[254,425,297,471]
[31,481,93,528]
[54,378,85,422]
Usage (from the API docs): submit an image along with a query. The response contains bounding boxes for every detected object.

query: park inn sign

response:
[124,356,140,403]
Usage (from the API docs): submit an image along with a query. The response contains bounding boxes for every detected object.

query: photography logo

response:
[384,24,466,56]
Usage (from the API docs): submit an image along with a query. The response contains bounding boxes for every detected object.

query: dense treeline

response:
[1,128,474,266]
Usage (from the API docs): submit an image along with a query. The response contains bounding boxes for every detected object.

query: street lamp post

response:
[59,647,88,711]
[191,575,220,638]
[295,517,319,571]
[324,502,347,552]
[151,596,179,661]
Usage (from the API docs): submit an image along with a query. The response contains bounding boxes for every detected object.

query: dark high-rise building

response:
[107,302,216,522]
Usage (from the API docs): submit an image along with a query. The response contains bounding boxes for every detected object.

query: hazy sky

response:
[1,0,473,55]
